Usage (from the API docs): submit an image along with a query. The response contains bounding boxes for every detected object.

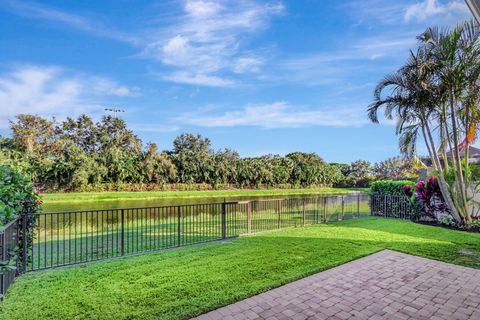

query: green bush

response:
[0,165,41,275]
[0,165,41,225]
[369,179,416,196]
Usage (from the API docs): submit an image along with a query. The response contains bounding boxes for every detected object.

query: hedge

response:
[369,179,416,196]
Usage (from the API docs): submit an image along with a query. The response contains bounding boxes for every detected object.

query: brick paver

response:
[192,250,480,319]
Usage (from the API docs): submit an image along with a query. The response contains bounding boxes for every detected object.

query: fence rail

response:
[0,193,372,299]
[23,194,370,272]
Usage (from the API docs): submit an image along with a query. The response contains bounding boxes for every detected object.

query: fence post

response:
[21,213,27,274]
[340,196,344,221]
[384,196,387,218]
[177,206,181,246]
[276,200,281,229]
[302,199,306,226]
[121,209,125,256]
[221,202,226,240]
[371,195,374,216]
[247,201,252,234]
[323,197,327,223]
[357,194,360,218]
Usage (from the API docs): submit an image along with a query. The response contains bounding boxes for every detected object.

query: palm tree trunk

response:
[449,89,469,222]
[424,121,463,223]
[439,105,450,170]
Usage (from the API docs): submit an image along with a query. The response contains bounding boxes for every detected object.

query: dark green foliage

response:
[1,115,347,191]
[369,179,416,196]
[0,166,40,225]
[0,166,41,275]
[335,160,374,188]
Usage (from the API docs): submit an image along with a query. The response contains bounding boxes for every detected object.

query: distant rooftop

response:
[445,146,480,159]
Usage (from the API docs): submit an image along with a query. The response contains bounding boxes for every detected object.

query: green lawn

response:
[42,188,365,203]
[2,217,479,320]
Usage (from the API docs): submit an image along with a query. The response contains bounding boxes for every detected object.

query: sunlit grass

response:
[2,217,480,320]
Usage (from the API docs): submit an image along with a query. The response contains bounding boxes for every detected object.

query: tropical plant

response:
[367,20,480,226]
[0,165,41,275]
[370,180,416,196]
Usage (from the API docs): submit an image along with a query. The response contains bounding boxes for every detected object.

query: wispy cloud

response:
[0,65,139,128]
[1,0,139,44]
[161,71,235,87]
[344,0,470,26]
[271,34,416,86]
[174,102,369,128]
[3,0,284,87]
[143,0,284,86]
[404,0,469,22]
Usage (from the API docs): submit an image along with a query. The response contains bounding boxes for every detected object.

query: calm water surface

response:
[42,192,359,212]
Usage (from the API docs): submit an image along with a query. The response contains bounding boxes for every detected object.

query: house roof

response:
[445,146,480,159]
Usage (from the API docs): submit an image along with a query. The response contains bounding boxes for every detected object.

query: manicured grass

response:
[2,218,479,320]
[42,188,365,203]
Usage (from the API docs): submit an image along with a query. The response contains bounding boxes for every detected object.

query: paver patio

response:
[193,250,480,320]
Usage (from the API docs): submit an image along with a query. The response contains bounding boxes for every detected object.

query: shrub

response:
[0,165,41,225]
[0,165,41,274]
[369,180,416,196]
[415,176,452,224]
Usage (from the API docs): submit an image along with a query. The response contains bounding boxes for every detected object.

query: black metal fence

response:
[0,194,371,299]
[22,194,370,272]
[0,217,20,300]
[370,194,416,219]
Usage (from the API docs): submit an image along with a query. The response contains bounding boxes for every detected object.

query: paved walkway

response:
[193,250,480,320]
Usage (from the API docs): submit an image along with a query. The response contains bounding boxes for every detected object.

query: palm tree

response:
[367,47,464,224]
[369,20,480,225]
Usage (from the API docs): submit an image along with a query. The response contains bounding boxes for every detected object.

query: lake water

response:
[42,192,362,212]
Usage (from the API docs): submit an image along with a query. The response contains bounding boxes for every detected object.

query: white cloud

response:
[0,65,138,128]
[161,72,235,87]
[175,102,369,128]
[144,0,284,86]
[2,1,283,87]
[232,56,264,74]
[184,0,222,17]
[404,0,469,22]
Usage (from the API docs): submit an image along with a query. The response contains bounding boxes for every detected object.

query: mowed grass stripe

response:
[2,217,479,320]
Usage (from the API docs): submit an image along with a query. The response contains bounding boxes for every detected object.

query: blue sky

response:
[0,0,473,163]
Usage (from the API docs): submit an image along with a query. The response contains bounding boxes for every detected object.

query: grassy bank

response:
[42,187,365,203]
[2,218,479,320]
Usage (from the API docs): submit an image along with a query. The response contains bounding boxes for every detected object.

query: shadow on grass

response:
[3,218,480,320]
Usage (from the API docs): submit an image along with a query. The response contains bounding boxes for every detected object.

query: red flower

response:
[35,199,41,205]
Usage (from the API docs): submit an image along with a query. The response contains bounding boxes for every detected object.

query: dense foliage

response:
[0,165,41,225]
[369,180,416,196]
[0,115,351,191]
[413,176,452,225]
[0,165,41,275]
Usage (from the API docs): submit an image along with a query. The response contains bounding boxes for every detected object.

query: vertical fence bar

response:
[247,202,252,234]
[121,209,125,256]
[323,197,327,222]
[177,206,181,246]
[356,194,360,218]
[21,213,27,274]
[302,199,306,226]
[221,202,226,240]
[340,196,344,221]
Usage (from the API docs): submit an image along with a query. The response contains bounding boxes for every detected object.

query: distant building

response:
[420,146,480,176]
[445,146,480,164]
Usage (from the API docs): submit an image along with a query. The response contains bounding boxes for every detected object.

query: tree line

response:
[0,114,419,191]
